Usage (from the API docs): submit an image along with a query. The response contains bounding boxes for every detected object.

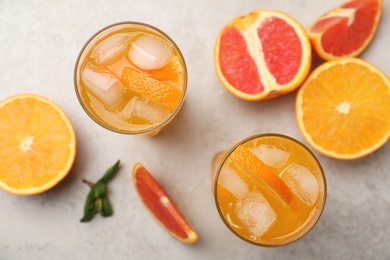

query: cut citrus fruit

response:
[132,162,198,244]
[121,67,182,110]
[214,10,312,101]
[307,0,382,60]
[0,94,76,195]
[296,58,390,159]
[230,145,298,209]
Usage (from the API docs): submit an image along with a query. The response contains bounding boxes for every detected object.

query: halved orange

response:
[307,0,382,60]
[121,67,182,111]
[296,58,390,159]
[214,10,312,101]
[0,94,76,195]
[132,162,198,244]
[230,145,298,209]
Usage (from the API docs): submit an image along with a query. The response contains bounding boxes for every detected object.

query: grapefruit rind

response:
[132,162,198,244]
[307,0,383,60]
[296,58,390,160]
[214,10,312,101]
[0,94,76,195]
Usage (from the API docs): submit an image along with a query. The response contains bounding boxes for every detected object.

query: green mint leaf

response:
[80,160,120,222]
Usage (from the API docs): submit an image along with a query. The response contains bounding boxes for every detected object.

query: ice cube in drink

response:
[280,163,320,206]
[128,34,173,70]
[81,59,126,109]
[218,165,249,199]
[250,144,290,168]
[94,33,131,65]
[234,191,277,238]
[122,96,171,124]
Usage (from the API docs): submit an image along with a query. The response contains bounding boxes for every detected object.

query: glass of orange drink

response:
[74,22,187,136]
[212,133,327,246]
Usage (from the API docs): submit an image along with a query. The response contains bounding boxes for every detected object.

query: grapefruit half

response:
[214,10,312,101]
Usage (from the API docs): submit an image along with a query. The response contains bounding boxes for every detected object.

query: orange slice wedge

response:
[121,67,182,110]
[0,94,76,195]
[296,58,390,159]
[307,0,382,60]
[132,162,198,244]
[214,10,311,100]
[231,145,297,209]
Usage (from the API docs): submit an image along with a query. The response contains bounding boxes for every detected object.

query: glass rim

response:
[213,132,327,247]
[73,21,188,135]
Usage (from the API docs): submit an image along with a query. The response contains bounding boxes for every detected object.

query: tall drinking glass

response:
[74,22,187,136]
[212,133,327,246]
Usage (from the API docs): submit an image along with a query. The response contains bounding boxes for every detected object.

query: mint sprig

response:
[80,160,120,222]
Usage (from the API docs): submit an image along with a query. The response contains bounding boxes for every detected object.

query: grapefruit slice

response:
[132,163,198,244]
[214,10,312,101]
[296,58,390,159]
[307,0,382,60]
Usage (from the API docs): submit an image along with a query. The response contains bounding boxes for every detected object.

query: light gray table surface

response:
[1,0,389,259]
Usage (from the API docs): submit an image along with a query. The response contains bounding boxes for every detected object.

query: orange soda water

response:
[74,22,187,136]
[212,134,327,246]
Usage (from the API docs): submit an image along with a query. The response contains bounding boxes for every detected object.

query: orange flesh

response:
[216,136,324,244]
[231,146,295,207]
[121,67,182,110]
[0,104,69,188]
[297,59,390,158]
[0,95,76,195]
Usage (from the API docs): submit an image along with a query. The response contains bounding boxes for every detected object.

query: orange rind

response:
[230,145,299,210]
[121,67,182,111]
[0,94,76,195]
[296,58,390,159]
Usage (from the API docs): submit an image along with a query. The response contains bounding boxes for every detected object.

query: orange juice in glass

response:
[212,133,326,246]
[74,22,187,136]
